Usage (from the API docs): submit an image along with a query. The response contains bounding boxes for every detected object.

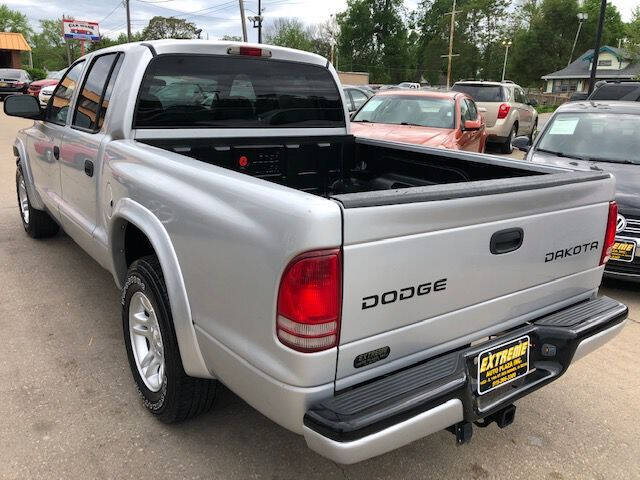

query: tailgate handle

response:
[490,228,524,255]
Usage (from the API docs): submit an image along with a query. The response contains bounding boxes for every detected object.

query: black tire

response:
[529,119,538,142]
[16,165,59,238]
[500,124,517,154]
[122,255,217,423]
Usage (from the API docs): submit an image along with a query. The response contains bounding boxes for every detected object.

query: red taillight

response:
[227,46,272,58]
[497,103,510,119]
[277,249,341,352]
[600,201,618,265]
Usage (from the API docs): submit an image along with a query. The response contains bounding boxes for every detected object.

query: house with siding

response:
[541,46,640,94]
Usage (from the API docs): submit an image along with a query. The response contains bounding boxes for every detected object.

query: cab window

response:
[73,53,122,131]
[45,61,85,125]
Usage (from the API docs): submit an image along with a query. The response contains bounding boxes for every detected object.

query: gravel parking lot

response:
[0,111,638,480]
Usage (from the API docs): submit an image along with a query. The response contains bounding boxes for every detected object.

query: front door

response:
[459,98,483,152]
[26,60,86,220]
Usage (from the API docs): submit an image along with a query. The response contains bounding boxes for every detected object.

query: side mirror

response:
[528,98,538,107]
[512,135,531,152]
[4,94,42,119]
[349,111,357,120]
[463,119,482,131]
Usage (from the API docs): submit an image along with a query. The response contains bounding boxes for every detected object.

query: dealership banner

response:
[63,19,100,42]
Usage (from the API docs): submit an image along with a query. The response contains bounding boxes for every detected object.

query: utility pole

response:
[588,0,607,94]
[568,13,588,66]
[258,0,262,43]
[125,0,131,42]
[442,0,461,90]
[239,0,248,42]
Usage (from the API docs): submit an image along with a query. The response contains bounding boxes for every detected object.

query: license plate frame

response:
[611,238,637,263]
[477,335,530,395]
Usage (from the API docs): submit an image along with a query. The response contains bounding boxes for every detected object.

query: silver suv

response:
[452,81,538,153]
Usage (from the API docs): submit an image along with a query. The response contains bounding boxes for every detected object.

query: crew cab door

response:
[58,52,123,250]
[26,60,86,221]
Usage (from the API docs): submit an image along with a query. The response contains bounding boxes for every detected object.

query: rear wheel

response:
[16,166,59,238]
[500,124,517,154]
[122,255,217,423]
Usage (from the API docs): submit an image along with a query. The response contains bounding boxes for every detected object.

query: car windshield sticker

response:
[548,117,579,135]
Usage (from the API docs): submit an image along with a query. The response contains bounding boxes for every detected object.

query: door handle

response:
[84,160,94,177]
[490,228,524,255]
[53,145,60,160]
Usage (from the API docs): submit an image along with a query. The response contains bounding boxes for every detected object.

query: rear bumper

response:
[303,296,627,464]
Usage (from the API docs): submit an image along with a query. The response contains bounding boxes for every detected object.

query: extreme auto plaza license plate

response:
[477,336,530,395]
[611,239,636,263]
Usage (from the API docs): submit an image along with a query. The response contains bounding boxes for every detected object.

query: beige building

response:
[542,46,640,94]
[337,71,369,86]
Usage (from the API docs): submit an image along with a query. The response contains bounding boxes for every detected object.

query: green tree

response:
[575,0,625,55]
[140,16,199,40]
[31,19,81,71]
[87,32,143,53]
[265,18,314,51]
[625,6,640,59]
[507,0,625,89]
[336,0,412,83]
[0,5,32,40]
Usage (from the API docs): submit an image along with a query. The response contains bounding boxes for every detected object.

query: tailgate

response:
[332,172,614,385]
[476,102,499,127]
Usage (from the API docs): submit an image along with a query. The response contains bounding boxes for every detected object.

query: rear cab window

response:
[73,52,123,131]
[134,55,345,129]
[452,84,506,102]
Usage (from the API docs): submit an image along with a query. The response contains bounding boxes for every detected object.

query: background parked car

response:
[452,80,538,153]
[342,85,373,112]
[38,84,56,108]
[27,69,66,99]
[397,82,420,89]
[0,68,31,99]
[588,80,640,101]
[351,90,487,152]
[513,100,640,281]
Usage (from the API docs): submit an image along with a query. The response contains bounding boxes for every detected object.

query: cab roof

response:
[82,40,329,68]
[557,100,640,115]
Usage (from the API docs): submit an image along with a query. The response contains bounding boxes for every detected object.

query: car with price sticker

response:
[4,40,629,464]
[514,101,640,282]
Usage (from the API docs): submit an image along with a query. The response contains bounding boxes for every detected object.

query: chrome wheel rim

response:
[129,291,165,392]
[18,176,29,224]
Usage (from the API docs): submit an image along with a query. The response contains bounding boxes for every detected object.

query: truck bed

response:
[138,135,549,197]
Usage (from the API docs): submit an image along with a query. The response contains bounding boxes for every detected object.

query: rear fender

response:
[109,198,212,379]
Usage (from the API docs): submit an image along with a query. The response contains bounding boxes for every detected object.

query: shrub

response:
[25,67,47,81]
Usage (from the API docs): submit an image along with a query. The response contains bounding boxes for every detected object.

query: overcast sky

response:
[4,0,638,43]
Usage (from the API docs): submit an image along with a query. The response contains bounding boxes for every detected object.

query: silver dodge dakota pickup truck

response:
[6,40,628,464]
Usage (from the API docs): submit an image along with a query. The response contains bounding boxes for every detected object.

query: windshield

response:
[47,70,65,80]
[537,112,640,164]
[0,69,22,80]
[590,84,640,101]
[451,84,505,102]
[134,55,344,128]
[352,95,455,129]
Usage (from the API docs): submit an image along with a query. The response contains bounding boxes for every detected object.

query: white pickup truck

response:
[6,41,627,464]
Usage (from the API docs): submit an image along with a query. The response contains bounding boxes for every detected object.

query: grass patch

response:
[536,104,559,114]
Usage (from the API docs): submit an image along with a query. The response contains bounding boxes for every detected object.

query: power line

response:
[99,2,125,23]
